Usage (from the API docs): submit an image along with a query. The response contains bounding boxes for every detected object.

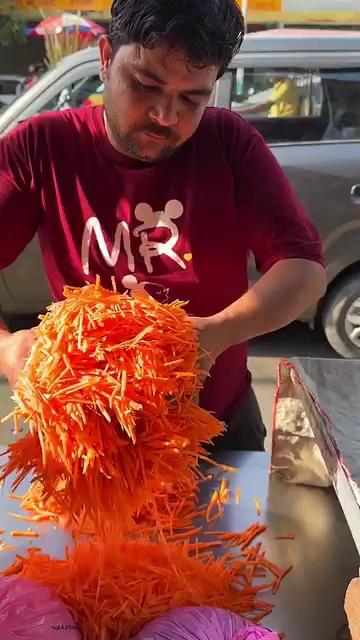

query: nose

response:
[149,96,179,127]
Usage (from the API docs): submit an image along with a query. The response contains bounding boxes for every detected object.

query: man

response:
[238,71,300,118]
[268,74,300,118]
[22,63,43,92]
[0,0,326,450]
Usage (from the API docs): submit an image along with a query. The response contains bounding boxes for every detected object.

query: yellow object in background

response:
[247,0,282,10]
[269,78,300,118]
[84,92,104,107]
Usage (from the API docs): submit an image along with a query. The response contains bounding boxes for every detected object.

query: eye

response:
[133,77,157,93]
[181,95,199,109]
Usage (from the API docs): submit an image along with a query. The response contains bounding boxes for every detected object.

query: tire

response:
[322,272,360,359]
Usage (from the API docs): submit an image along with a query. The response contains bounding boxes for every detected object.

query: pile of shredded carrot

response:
[0,280,292,639]
[1,280,224,532]
[3,528,288,640]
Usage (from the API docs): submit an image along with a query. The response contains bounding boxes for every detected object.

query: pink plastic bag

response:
[233,630,279,640]
[0,576,82,639]
[133,606,280,640]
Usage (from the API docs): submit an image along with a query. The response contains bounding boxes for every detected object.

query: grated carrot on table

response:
[3,531,288,640]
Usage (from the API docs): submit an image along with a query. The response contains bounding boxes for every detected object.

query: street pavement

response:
[0,321,338,448]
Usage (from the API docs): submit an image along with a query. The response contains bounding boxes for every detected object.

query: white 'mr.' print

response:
[81,200,187,276]
[81,217,135,275]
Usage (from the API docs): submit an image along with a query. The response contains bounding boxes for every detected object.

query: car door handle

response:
[351,184,360,204]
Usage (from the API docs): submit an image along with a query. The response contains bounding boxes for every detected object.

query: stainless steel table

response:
[0,452,358,640]
[201,453,358,640]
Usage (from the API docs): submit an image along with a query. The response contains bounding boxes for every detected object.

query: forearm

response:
[211,259,326,352]
[237,100,271,115]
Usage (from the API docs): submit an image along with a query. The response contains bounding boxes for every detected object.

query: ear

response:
[134,202,154,223]
[165,200,183,219]
[99,36,112,82]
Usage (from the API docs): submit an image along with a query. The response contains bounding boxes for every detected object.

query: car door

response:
[272,69,360,288]
[0,66,103,315]
[220,62,360,323]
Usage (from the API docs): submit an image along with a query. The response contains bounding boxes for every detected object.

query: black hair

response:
[109,0,244,76]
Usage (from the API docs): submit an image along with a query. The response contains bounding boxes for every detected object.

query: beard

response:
[116,130,177,162]
[104,108,180,163]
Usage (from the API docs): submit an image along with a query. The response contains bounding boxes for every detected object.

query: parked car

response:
[0,74,24,111]
[1,30,360,358]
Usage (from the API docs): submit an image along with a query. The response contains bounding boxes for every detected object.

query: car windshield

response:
[0,66,52,111]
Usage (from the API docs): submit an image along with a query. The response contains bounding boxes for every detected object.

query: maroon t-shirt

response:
[0,106,323,419]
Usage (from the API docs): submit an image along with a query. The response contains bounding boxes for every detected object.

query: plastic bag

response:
[232,630,279,640]
[133,606,279,639]
[271,360,332,487]
[0,576,82,639]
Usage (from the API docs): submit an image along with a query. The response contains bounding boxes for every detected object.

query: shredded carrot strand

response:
[9,512,50,523]
[254,497,261,517]
[11,530,39,538]
[0,544,14,551]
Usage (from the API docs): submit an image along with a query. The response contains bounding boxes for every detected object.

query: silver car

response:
[1,29,360,358]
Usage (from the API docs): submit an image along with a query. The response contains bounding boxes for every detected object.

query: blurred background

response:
[1,0,360,75]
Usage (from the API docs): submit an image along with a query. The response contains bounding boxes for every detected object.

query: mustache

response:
[138,123,175,140]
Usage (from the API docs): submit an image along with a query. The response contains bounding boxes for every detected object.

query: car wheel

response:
[322,272,360,358]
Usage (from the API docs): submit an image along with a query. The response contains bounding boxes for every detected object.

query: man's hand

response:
[0,329,35,387]
[190,315,227,382]
[345,577,360,640]
[189,259,326,386]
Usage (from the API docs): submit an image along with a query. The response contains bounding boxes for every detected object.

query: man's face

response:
[99,37,218,162]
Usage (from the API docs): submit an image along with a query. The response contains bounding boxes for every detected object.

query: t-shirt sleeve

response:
[229,115,324,274]
[0,122,41,269]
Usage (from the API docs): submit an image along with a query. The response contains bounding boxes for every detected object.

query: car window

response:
[0,79,19,94]
[321,69,360,141]
[231,67,328,144]
[38,74,103,114]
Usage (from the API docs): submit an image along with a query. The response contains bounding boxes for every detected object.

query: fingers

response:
[5,329,36,388]
[345,577,360,639]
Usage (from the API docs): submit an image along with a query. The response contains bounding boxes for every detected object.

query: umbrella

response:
[26,13,105,68]
[27,13,105,39]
